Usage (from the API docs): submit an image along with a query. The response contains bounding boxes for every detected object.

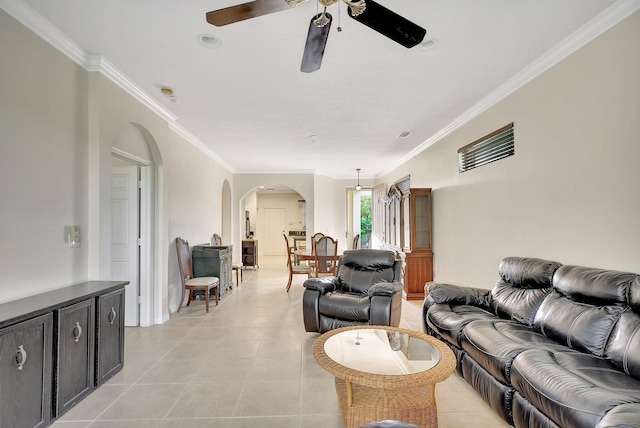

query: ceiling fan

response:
[206,0,427,73]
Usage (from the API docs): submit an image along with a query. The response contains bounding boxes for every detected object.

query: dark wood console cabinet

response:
[0,281,127,427]
[192,245,234,295]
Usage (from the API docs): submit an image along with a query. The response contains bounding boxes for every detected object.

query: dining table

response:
[294,248,346,262]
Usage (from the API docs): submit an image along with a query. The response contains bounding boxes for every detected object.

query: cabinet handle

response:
[72,321,83,343]
[108,307,117,325]
[15,345,27,371]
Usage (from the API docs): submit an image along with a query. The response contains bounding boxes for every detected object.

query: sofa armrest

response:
[303,276,338,294]
[368,282,403,297]
[427,282,492,310]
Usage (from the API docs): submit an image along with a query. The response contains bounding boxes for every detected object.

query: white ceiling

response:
[7,0,636,179]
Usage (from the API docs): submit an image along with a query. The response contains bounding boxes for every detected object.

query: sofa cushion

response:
[533,265,631,356]
[511,349,640,428]
[498,257,562,289]
[553,265,637,305]
[337,250,397,295]
[604,310,640,380]
[461,320,570,385]
[318,291,370,321]
[426,303,499,348]
[534,292,625,356]
[491,257,561,326]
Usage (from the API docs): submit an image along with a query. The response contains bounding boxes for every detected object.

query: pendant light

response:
[355,168,362,190]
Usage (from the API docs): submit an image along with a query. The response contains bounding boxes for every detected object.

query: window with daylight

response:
[458,123,514,173]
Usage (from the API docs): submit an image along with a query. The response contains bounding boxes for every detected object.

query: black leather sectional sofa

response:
[422,257,640,427]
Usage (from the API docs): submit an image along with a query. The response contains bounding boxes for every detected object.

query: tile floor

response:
[52,255,509,428]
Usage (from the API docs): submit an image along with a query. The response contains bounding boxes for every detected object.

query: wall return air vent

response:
[458,123,515,173]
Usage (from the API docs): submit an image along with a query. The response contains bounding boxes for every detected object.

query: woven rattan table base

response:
[335,378,438,428]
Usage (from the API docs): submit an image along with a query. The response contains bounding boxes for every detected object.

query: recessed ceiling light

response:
[160,87,179,103]
[199,33,222,48]
[417,38,439,52]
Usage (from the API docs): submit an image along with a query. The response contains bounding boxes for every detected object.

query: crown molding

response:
[377,0,640,179]
[233,169,317,175]
[95,56,177,123]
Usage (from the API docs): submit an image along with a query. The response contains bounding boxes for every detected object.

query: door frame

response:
[111,149,154,327]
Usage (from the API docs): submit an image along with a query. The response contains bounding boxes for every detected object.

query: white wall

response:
[0,9,234,322]
[0,10,89,301]
[256,193,304,256]
[379,11,640,288]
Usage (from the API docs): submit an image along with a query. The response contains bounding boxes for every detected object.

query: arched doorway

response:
[241,184,306,259]
[111,123,163,327]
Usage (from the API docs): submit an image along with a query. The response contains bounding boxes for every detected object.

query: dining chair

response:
[352,233,360,249]
[308,232,325,268]
[175,237,220,313]
[212,233,222,246]
[311,232,325,252]
[313,235,338,277]
[284,233,311,292]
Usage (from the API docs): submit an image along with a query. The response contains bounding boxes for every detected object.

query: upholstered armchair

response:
[302,249,403,333]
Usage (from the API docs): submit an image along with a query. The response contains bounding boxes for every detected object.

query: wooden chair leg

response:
[204,287,210,313]
[215,286,220,305]
[177,289,185,312]
[235,268,239,286]
[240,269,243,282]
[186,289,193,307]
[286,271,293,292]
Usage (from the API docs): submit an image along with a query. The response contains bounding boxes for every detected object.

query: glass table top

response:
[323,328,441,376]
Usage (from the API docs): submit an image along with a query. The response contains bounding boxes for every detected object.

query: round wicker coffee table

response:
[313,326,456,428]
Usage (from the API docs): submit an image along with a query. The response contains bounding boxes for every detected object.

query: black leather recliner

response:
[302,249,403,333]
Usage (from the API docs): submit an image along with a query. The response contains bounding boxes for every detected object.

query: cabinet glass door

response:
[414,193,431,249]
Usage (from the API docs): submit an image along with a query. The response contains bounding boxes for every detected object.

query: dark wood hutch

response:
[383,181,433,300]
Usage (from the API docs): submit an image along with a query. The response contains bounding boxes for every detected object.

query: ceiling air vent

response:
[458,123,514,173]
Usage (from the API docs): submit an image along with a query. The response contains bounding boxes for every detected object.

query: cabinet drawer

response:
[0,313,53,428]
[54,299,95,417]
[96,288,125,386]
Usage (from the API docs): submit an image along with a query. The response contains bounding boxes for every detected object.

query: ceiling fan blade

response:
[347,0,426,48]
[206,0,294,27]
[300,12,332,73]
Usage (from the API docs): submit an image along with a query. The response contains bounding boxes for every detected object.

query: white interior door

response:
[111,166,139,326]
[263,208,286,255]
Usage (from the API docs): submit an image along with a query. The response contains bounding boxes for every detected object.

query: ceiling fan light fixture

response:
[355,168,362,190]
[198,33,222,48]
[417,38,439,52]
[314,10,332,27]
[343,0,366,16]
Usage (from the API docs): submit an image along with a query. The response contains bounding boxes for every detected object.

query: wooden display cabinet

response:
[385,185,433,300]
[403,188,433,300]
